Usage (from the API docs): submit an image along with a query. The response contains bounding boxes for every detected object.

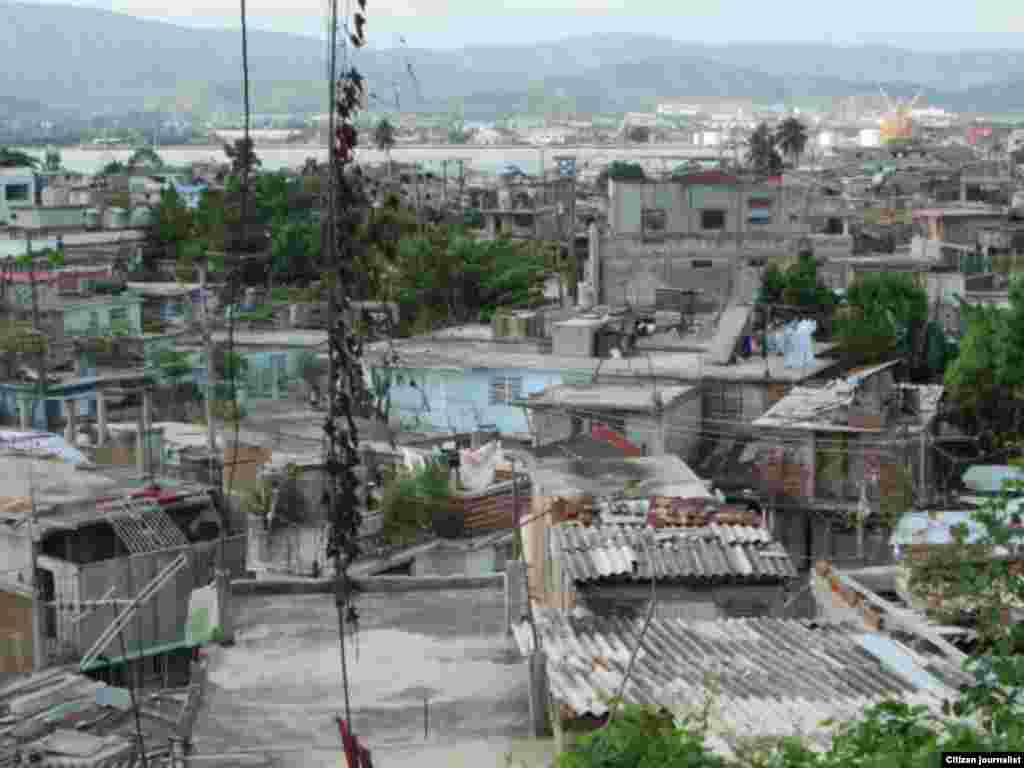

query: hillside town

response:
[4,11,1024,768]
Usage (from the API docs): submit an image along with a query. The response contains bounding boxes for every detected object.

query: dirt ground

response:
[191,589,552,768]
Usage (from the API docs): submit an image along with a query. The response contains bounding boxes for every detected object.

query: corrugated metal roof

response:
[550,522,796,584]
[516,609,955,748]
[0,666,192,768]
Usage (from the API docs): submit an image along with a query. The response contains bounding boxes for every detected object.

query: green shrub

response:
[379,459,452,545]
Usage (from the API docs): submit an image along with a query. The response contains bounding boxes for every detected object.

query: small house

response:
[750,361,943,570]
[0,454,244,672]
[522,382,702,462]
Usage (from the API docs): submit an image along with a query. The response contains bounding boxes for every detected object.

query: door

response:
[36,568,57,653]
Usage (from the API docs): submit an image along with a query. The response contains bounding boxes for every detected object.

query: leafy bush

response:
[834,272,927,365]
[559,705,725,768]
[759,253,835,308]
[379,459,452,545]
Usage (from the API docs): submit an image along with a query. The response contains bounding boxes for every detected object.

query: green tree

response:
[775,116,809,168]
[746,122,782,176]
[627,125,652,143]
[0,148,39,168]
[43,147,61,172]
[224,137,261,179]
[379,459,453,545]
[761,252,836,308]
[946,303,1009,434]
[373,118,396,177]
[270,218,321,283]
[127,146,164,170]
[835,272,928,365]
[150,186,194,254]
[100,160,127,175]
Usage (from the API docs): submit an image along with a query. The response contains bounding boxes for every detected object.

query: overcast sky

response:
[19,0,1024,50]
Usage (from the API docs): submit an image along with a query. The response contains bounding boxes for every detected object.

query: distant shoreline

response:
[59,142,715,153]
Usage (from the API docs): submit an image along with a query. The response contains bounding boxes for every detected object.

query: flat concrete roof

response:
[374,339,838,383]
[531,454,712,499]
[524,383,696,412]
[193,590,537,768]
[210,330,328,348]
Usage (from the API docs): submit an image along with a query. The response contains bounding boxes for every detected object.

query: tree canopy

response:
[945,278,1024,437]
[127,146,163,170]
[746,122,782,176]
[224,137,261,179]
[0,148,39,168]
[775,117,809,167]
[627,125,651,143]
[373,118,396,153]
[760,253,836,308]
[834,272,928,365]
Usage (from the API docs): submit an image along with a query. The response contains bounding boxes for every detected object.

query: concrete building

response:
[0,167,37,226]
[0,452,243,671]
[912,206,1008,247]
[592,172,852,308]
[521,382,702,462]
[750,361,944,571]
[369,330,840,440]
[479,172,576,243]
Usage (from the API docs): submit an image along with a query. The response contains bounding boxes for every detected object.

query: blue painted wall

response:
[0,381,99,430]
[381,367,564,435]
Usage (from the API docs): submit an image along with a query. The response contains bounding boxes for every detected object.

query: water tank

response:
[105,207,129,229]
[129,207,153,228]
[84,209,101,229]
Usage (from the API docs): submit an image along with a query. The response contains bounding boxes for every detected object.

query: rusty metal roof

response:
[549,522,796,584]
[514,609,956,752]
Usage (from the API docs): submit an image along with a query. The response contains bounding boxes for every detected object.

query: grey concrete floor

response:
[191,589,548,768]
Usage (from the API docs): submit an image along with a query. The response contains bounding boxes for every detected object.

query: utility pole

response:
[26,236,47,431]
[199,265,217,463]
[28,467,45,672]
[325,0,354,732]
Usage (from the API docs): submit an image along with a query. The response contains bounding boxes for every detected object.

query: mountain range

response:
[4,1,1024,119]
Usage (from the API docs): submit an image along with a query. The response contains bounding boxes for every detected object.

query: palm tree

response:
[775,117,809,168]
[746,122,782,177]
[374,118,396,179]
